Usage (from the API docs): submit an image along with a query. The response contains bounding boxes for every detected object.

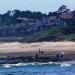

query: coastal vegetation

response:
[0,5,75,42]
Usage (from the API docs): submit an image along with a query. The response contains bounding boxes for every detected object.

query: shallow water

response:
[0,62,75,75]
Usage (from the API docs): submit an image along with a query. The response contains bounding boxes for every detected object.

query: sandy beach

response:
[0,41,75,57]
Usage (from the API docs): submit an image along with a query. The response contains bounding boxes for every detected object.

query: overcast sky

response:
[0,0,75,13]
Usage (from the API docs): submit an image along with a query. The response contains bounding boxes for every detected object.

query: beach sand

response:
[0,41,75,57]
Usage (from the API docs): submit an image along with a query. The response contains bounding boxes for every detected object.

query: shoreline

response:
[0,51,75,64]
[0,41,75,64]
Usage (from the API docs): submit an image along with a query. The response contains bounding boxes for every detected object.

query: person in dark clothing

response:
[39,49,41,53]
[56,53,60,59]
[56,52,64,61]
[35,54,38,62]
[60,52,64,60]
[39,49,44,54]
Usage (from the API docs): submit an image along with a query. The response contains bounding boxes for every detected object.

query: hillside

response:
[0,5,75,42]
[0,27,75,42]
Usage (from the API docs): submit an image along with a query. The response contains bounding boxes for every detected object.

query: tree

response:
[1,10,12,25]
[21,11,33,18]
[12,10,21,18]
[58,5,67,12]
[32,12,43,19]
[48,12,58,16]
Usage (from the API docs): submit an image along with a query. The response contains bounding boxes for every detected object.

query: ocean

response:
[0,61,75,75]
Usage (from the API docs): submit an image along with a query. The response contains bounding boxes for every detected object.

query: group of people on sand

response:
[35,49,44,61]
[35,48,65,61]
[56,52,64,60]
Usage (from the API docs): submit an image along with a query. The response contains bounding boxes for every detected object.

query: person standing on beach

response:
[60,52,64,60]
[39,48,44,54]
[35,54,38,62]
[56,53,61,61]
[56,52,64,61]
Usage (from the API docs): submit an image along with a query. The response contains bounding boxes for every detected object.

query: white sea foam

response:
[60,63,71,67]
[2,61,75,68]
[3,64,11,68]
[2,63,36,68]
[48,61,54,64]
[15,63,26,66]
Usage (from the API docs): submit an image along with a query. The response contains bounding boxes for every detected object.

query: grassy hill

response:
[0,26,75,42]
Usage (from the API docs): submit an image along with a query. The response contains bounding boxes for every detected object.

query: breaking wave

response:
[1,61,75,68]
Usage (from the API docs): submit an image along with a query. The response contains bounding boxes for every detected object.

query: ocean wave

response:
[2,63,29,68]
[2,62,53,68]
[2,63,38,68]
[2,61,75,68]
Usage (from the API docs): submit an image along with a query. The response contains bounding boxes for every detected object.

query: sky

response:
[0,0,75,14]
